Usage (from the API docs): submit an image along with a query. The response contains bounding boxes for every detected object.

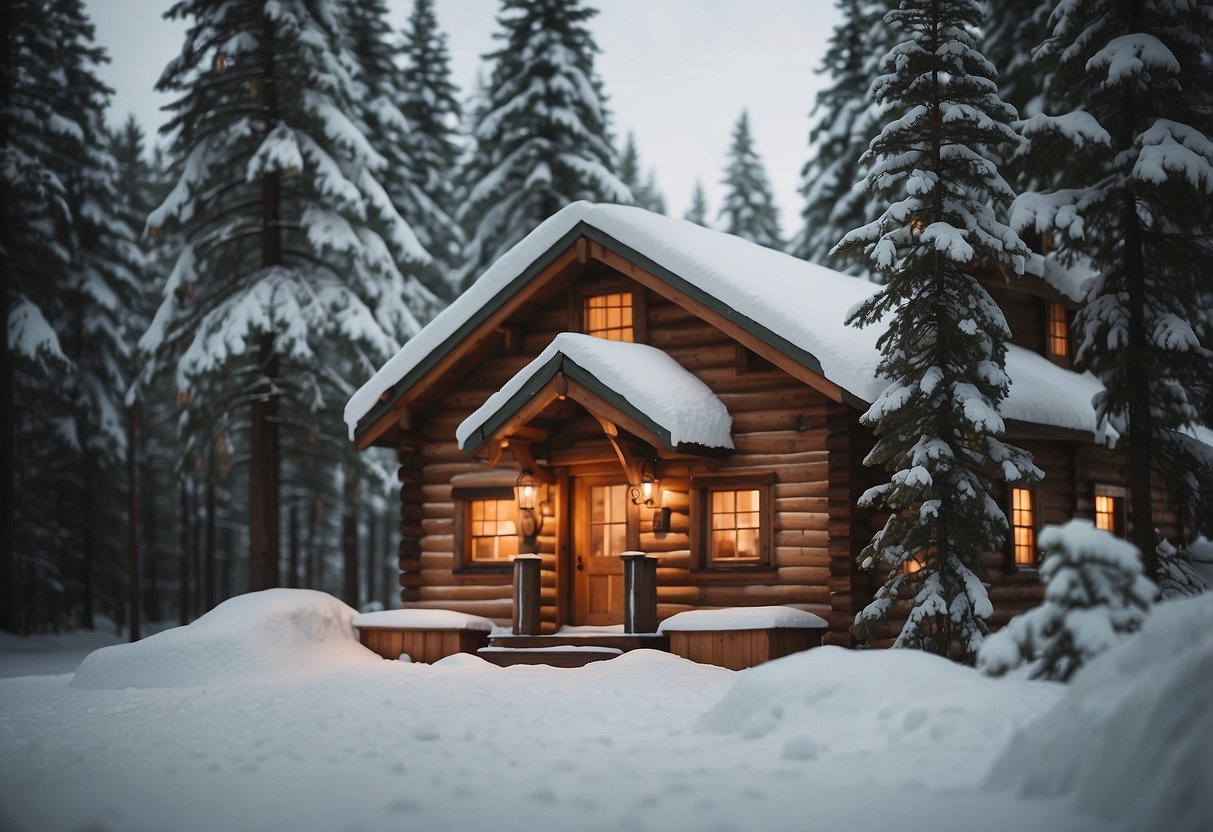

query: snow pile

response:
[697,646,1054,764]
[456,332,733,450]
[986,594,1213,832]
[71,590,379,690]
[659,606,827,632]
[353,608,496,632]
[346,202,1114,441]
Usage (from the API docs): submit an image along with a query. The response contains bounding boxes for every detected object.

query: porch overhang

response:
[456,333,734,460]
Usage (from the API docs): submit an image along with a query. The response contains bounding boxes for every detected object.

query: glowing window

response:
[468,498,519,562]
[1094,487,1125,537]
[583,293,634,342]
[1011,487,1037,566]
[589,484,628,558]
[710,489,762,564]
[1047,303,1071,362]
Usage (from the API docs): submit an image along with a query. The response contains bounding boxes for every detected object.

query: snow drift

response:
[71,589,380,690]
[697,645,1055,760]
[986,593,1213,832]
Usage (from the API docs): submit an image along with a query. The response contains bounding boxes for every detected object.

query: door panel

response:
[573,480,627,625]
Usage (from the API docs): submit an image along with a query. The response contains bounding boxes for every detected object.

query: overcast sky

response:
[85,0,842,233]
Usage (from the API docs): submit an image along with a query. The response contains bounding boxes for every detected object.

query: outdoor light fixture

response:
[515,469,542,542]
[629,459,661,507]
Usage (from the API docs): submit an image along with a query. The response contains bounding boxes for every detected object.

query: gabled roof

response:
[346,202,1110,446]
[456,333,734,455]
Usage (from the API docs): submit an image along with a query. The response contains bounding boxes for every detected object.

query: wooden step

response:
[488,633,669,652]
[476,646,623,668]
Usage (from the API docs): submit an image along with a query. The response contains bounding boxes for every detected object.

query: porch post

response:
[512,554,541,636]
[621,551,657,634]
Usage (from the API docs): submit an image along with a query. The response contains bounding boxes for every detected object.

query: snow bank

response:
[346,202,1116,441]
[352,608,496,632]
[71,590,379,690]
[456,332,734,450]
[986,594,1213,832]
[659,606,827,632]
[697,646,1056,761]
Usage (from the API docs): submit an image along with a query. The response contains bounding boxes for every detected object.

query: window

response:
[1094,485,1126,536]
[1046,303,1071,363]
[453,486,519,570]
[589,483,629,558]
[691,474,774,570]
[582,292,634,342]
[1010,487,1037,566]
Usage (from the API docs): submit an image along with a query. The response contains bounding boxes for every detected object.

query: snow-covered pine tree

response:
[456,0,629,288]
[1011,0,1213,575]
[617,131,666,213]
[2,0,79,632]
[55,0,149,629]
[398,0,465,292]
[684,180,710,226]
[142,0,439,592]
[978,519,1155,681]
[835,0,1039,658]
[718,111,783,249]
[793,0,894,274]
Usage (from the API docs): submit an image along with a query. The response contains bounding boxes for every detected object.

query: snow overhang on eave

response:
[456,333,734,458]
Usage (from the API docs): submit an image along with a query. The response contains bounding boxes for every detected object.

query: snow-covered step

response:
[488,632,669,652]
[476,645,624,668]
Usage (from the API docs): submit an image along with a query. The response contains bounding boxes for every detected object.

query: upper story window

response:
[1010,487,1037,566]
[1094,484,1126,537]
[583,292,634,342]
[1046,303,1072,364]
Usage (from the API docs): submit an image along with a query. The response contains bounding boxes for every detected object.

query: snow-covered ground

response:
[1,589,1208,832]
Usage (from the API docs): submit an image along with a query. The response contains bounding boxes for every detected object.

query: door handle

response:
[576,555,585,572]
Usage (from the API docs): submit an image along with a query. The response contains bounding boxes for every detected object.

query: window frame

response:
[690,473,775,572]
[572,281,646,343]
[1093,484,1127,537]
[1005,485,1039,570]
[452,486,520,574]
[1045,302,1073,367]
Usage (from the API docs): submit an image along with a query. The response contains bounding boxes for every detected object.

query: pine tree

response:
[397,0,465,292]
[617,131,665,213]
[978,520,1155,681]
[718,110,783,249]
[141,0,439,592]
[684,179,710,226]
[835,0,1039,657]
[1011,0,1213,573]
[793,0,894,274]
[457,0,629,288]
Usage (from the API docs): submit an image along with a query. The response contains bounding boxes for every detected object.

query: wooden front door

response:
[572,478,629,625]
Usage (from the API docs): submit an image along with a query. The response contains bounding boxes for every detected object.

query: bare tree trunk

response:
[204,451,216,611]
[288,502,299,588]
[221,525,233,601]
[81,471,95,629]
[127,406,141,641]
[178,479,191,624]
[0,0,18,636]
[143,457,159,622]
[342,475,359,608]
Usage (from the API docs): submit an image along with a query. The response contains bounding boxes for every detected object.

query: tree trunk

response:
[366,509,378,607]
[221,525,233,601]
[204,450,216,611]
[127,405,141,642]
[81,471,95,629]
[342,476,359,608]
[249,18,282,592]
[0,0,18,635]
[304,500,317,589]
[288,502,299,588]
[383,515,395,609]
[190,477,201,614]
[143,458,160,623]
[178,479,190,625]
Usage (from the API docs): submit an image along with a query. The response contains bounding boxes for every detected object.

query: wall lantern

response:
[629,459,661,507]
[515,469,543,542]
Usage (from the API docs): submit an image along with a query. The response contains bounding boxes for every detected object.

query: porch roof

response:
[455,332,734,456]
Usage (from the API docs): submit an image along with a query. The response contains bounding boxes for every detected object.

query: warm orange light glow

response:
[469,499,519,562]
[1011,487,1036,566]
[1047,303,1070,360]
[710,489,761,563]
[583,293,633,342]
[1095,493,1123,535]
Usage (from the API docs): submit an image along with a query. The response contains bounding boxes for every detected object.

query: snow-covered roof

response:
[456,333,734,452]
[345,202,1111,442]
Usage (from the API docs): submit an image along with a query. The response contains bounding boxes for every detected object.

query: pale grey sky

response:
[85,0,842,233]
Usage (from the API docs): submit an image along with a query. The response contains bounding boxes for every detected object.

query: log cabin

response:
[343,202,1192,658]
